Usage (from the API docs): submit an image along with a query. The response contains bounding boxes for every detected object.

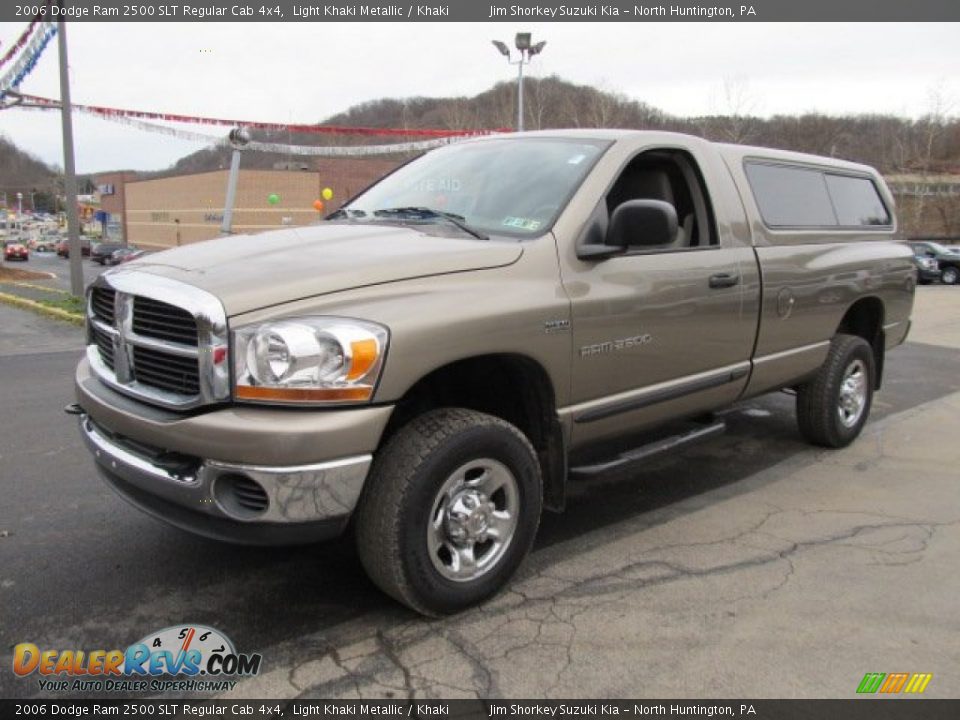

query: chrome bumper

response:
[80,413,372,543]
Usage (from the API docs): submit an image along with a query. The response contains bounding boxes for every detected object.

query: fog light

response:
[214,473,269,519]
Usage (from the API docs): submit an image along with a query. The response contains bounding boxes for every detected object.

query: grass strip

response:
[0,291,84,326]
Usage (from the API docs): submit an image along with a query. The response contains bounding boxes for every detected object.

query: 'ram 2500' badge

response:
[580,334,653,357]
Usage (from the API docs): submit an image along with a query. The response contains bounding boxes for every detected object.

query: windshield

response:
[339,137,611,237]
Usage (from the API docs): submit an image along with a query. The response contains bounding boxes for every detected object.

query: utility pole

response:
[57,18,84,297]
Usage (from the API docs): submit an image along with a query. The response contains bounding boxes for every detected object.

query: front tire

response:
[941,266,959,285]
[355,408,542,616]
[796,334,875,448]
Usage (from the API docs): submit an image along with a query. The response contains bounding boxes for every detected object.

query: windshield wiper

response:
[326,207,366,220]
[372,207,488,240]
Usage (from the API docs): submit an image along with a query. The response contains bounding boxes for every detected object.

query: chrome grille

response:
[90,287,115,324]
[85,272,229,410]
[133,346,201,395]
[91,325,115,371]
[133,296,198,346]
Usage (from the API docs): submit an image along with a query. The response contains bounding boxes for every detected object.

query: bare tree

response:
[526,75,564,131]
[911,82,955,231]
[440,97,472,131]
[711,76,760,144]
[586,81,627,128]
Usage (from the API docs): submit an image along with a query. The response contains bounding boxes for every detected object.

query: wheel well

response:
[836,297,885,389]
[382,355,567,512]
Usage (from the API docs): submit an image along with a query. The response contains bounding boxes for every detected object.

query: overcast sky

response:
[0,22,956,174]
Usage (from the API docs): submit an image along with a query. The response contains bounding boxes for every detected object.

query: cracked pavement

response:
[1,288,959,699]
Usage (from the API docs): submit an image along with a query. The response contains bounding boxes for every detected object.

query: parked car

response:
[34,237,59,253]
[107,247,146,265]
[57,238,91,258]
[73,130,915,616]
[908,241,960,285]
[911,251,941,285]
[91,243,127,265]
[4,240,29,261]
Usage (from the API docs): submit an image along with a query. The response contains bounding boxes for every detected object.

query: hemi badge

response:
[544,319,571,334]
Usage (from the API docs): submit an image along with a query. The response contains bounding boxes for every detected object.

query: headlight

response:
[233,317,388,404]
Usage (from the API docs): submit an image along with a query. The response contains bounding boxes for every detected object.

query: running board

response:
[569,419,726,478]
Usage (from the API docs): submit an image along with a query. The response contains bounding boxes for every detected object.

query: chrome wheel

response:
[427,458,520,583]
[837,358,868,428]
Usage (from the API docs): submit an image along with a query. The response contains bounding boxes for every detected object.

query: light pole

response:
[221,127,250,236]
[491,33,546,132]
[58,18,84,297]
[16,192,23,217]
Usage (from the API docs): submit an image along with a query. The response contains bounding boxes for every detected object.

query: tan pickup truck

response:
[73,130,915,615]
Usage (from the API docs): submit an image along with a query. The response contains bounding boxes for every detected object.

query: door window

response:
[605,149,717,251]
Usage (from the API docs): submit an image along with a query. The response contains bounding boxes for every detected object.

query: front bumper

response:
[75,356,393,545]
[917,268,942,282]
[80,413,372,545]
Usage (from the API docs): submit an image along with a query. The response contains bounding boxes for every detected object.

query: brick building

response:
[94,171,138,240]
[99,158,400,249]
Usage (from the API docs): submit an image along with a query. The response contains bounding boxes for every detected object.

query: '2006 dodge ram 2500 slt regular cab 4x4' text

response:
[73,131,915,615]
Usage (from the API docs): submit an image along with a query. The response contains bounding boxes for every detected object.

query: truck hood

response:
[113,223,523,315]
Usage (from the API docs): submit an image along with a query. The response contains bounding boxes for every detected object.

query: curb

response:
[0,291,85,326]
[0,280,71,295]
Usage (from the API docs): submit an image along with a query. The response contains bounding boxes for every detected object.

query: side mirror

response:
[576,199,679,260]
[608,199,678,249]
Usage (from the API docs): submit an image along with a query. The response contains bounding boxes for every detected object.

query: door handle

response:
[708,272,740,289]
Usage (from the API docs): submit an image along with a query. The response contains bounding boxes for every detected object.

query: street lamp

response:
[491,32,547,132]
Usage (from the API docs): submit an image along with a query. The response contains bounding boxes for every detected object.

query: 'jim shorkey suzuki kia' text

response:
[71,130,916,615]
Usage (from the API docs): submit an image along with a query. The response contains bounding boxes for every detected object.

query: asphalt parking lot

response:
[1,285,958,700]
[6,249,108,291]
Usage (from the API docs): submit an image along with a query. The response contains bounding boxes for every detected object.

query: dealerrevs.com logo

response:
[13,625,262,693]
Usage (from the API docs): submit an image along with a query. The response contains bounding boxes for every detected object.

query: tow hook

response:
[64,403,83,416]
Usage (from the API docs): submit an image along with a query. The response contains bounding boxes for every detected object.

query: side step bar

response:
[569,419,726,478]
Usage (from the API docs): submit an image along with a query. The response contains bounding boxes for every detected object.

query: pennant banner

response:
[98,111,468,155]
[15,92,506,138]
[0,15,42,70]
[0,22,56,98]
[15,102,476,156]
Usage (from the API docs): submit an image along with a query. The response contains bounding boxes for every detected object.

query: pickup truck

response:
[908,240,960,285]
[72,130,915,616]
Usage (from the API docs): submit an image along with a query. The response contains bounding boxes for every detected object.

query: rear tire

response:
[796,334,875,448]
[355,408,542,616]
